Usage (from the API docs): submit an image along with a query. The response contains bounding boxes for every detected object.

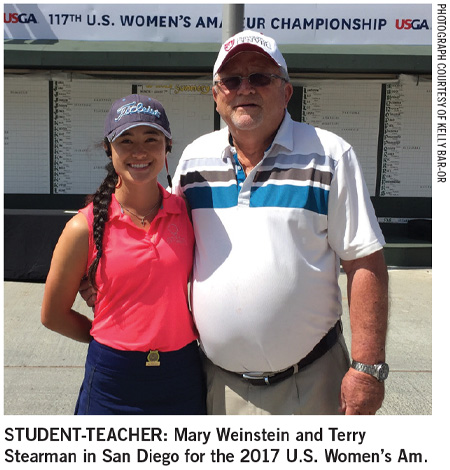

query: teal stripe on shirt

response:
[250,184,329,214]
[184,186,238,209]
[184,184,329,214]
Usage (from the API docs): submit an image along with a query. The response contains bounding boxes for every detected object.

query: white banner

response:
[4,3,432,45]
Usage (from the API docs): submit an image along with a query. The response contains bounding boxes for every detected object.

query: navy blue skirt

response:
[75,340,206,415]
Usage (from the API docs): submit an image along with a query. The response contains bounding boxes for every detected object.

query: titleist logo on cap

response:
[115,101,161,122]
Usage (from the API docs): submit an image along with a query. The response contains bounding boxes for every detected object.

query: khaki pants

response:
[202,334,350,415]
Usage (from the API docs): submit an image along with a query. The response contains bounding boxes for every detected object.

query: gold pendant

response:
[146,350,160,366]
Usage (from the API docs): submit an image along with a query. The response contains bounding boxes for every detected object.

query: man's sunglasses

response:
[214,73,287,91]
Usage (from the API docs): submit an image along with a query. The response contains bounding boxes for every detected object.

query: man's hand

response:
[340,367,385,415]
[79,277,97,308]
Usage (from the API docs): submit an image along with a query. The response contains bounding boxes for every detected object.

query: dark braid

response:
[86,144,118,290]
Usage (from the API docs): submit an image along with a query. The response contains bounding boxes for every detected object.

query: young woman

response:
[41,95,205,415]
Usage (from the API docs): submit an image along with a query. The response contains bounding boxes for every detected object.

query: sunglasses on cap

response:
[214,73,287,91]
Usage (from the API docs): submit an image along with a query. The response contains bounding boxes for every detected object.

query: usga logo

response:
[395,18,429,30]
[4,12,38,24]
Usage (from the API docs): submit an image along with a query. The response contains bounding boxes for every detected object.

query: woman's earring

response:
[115,175,122,189]
[165,157,172,192]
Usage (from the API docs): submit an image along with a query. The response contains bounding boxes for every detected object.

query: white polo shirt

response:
[172,113,385,373]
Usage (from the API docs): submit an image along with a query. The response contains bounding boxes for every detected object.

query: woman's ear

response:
[103,138,112,158]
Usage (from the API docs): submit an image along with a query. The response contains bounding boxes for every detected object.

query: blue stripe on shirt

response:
[185,183,329,214]
[250,184,329,214]
[184,186,238,209]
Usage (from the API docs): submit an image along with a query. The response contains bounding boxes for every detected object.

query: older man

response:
[80,30,388,415]
[171,30,388,415]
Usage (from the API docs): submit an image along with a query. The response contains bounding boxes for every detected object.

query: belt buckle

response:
[242,372,271,384]
[146,350,160,366]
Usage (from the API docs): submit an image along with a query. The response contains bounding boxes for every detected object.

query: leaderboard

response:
[380,79,432,197]
[301,77,431,198]
[4,77,50,194]
[301,81,381,197]
[4,75,431,198]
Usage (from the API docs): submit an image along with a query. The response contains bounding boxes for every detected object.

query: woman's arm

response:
[41,213,93,343]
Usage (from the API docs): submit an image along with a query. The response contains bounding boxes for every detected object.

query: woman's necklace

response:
[119,195,161,226]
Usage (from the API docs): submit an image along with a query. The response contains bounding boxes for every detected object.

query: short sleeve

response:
[327,147,385,260]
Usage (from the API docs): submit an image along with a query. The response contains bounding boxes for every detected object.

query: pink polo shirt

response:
[79,185,197,352]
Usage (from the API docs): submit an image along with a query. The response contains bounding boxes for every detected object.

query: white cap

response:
[213,30,288,77]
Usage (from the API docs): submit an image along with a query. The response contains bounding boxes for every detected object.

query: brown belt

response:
[234,321,342,386]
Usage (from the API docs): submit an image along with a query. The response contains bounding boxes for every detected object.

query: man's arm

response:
[340,249,389,414]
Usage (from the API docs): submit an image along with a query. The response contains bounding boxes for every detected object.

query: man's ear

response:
[284,82,294,108]
[212,85,219,104]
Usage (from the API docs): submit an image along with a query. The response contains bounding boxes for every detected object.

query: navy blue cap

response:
[104,94,171,142]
